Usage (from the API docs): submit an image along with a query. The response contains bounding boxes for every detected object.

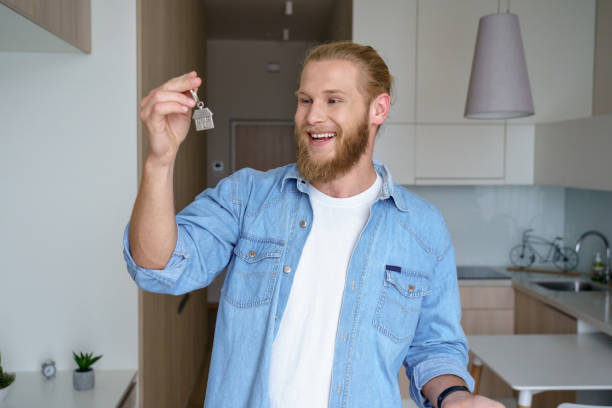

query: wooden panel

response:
[415,125,504,179]
[0,0,91,52]
[461,310,514,335]
[234,124,296,172]
[141,289,208,408]
[138,1,209,407]
[460,286,514,310]
[461,286,515,399]
[514,289,577,408]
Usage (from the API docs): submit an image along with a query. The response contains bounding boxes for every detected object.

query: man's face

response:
[294,59,371,183]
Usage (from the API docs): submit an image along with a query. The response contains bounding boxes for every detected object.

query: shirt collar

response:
[280,160,409,212]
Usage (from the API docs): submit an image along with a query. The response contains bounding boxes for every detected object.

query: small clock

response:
[41,359,56,379]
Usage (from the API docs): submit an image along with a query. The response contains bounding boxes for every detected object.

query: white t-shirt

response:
[269,173,382,408]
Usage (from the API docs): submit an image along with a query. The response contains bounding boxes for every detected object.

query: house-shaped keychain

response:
[192,106,214,131]
[189,89,214,131]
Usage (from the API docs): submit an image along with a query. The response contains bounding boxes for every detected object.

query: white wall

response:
[0,0,138,371]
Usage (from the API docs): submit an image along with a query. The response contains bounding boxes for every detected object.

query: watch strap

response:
[437,385,470,408]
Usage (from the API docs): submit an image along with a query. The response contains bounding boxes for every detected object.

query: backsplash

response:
[564,188,612,273]
[409,185,566,267]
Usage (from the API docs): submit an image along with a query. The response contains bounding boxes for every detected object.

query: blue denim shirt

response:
[123,161,474,408]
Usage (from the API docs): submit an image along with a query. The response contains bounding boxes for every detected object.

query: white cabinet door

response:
[416,0,595,124]
[505,125,535,184]
[415,124,504,180]
[373,124,415,185]
[534,115,612,191]
[417,0,499,124]
[510,0,595,124]
[353,0,417,123]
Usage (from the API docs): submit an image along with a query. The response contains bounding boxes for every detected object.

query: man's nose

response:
[305,100,325,125]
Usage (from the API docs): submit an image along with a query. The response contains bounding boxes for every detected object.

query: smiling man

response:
[124,42,503,408]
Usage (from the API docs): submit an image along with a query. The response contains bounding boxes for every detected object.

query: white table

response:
[468,334,612,408]
[0,369,136,408]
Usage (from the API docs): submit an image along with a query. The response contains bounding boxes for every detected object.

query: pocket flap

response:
[384,265,431,297]
[233,236,284,264]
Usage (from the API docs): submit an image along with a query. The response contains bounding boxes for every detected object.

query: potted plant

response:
[72,351,102,391]
[0,352,16,401]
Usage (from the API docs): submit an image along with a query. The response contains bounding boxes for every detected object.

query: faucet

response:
[575,230,611,283]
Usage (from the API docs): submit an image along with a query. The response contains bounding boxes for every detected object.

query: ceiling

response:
[204,0,337,41]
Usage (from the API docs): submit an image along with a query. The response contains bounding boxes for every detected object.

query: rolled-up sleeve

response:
[122,171,244,296]
[404,226,474,408]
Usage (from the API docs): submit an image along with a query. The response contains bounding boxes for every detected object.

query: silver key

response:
[190,89,214,131]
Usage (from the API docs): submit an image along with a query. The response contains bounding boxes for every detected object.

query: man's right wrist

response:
[144,154,175,173]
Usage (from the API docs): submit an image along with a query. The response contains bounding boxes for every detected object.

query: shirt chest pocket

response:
[372,265,432,343]
[222,236,284,308]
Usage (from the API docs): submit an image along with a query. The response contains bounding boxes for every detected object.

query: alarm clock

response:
[41,359,56,379]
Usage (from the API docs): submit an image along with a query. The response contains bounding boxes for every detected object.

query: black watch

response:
[437,385,470,408]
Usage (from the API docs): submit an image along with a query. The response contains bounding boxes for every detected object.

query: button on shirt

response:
[269,174,382,407]
[122,161,474,408]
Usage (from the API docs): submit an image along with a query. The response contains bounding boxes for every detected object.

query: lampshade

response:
[464,12,534,119]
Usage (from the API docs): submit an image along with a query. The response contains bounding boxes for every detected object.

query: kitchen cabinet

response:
[415,125,504,181]
[417,0,594,125]
[514,289,577,408]
[354,0,595,186]
[374,124,415,185]
[460,284,514,399]
[398,282,516,401]
[352,0,416,123]
[0,0,91,53]
[534,114,612,192]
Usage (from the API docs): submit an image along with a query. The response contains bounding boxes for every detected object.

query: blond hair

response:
[302,42,393,104]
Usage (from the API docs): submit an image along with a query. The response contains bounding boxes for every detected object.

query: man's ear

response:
[369,93,391,126]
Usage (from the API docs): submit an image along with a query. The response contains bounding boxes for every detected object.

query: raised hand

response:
[139,71,201,166]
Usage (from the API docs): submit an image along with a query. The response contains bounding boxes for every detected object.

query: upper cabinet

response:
[0,0,91,53]
[534,115,612,192]
[353,0,417,124]
[354,0,596,186]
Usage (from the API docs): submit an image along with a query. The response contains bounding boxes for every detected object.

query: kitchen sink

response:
[533,280,609,292]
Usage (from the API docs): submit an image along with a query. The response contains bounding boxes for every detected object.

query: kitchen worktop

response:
[491,267,612,336]
[0,370,136,408]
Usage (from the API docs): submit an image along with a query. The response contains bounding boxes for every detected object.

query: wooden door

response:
[233,122,296,172]
[137,1,209,407]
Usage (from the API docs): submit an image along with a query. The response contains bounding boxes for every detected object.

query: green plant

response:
[72,351,103,372]
[0,352,16,389]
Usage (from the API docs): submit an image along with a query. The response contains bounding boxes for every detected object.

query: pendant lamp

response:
[464,10,534,119]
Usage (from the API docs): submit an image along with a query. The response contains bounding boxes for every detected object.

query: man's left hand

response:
[441,391,506,408]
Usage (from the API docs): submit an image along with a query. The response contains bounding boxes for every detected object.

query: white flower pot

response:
[73,369,95,391]
[0,381,14,401]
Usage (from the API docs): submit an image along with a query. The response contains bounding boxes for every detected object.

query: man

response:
[124,42,503,408]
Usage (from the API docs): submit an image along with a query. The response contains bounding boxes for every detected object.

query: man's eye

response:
[299,98,312,104]
[328,99,341,104]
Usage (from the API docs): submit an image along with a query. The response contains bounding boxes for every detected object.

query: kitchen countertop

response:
[457,266,512,286]
[490,266,612,336]
[0,369,136,408]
